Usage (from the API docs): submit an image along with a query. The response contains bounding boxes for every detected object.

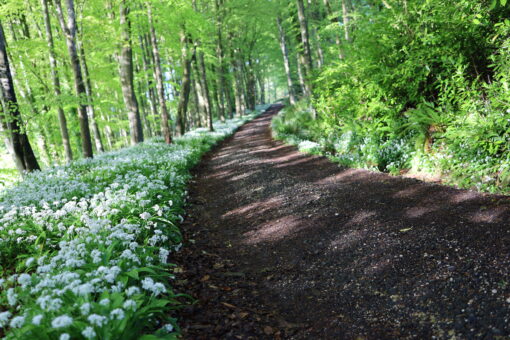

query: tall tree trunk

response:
[312,27,324,68]
[119,1,143,144]
[245,57,257,111]
[140,34,160,133]
[0,21,40,172]
[54,0,93,158]
[257,72,265,104]
[210,64,222,122]
[136,69,153,138]
[147,5,172,143]
[78,41,104,152]
[191,76,201,128]
[0,110,23,172]
[226,77,235,118]
[192,56,207,126]
[296,53,306,96]
[41,0,72,162]
[342,0,351,43]
[176,29,193,136]
[296,0,313,73]
[214,0,228,121]
[230,45,245,117]
[276,17,297,105]
[197,49,214,131]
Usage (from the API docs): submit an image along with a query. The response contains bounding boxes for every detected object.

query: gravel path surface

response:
[174,104,510,339]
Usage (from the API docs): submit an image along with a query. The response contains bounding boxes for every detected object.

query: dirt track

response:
[174,104,510,339]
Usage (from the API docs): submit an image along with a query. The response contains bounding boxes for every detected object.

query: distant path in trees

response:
[174,105,510,339]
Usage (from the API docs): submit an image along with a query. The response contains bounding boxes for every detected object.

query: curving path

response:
[173,104,510,339]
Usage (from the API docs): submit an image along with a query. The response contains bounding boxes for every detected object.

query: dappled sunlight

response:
[314,168,369,185]
[363,256,393,276]
[205,169,233,180]
[346,210,377,225]
[274,155,321,169]
[228,170,261,182]
[223,196,284,219]
[405,206,437,218]
[183,106,510,339]
[251,151,304,164]
[328,229,368,252]
[393,185,426,199]
[242,215,305,245]
[450,191,479,204]
[470,207,506,223]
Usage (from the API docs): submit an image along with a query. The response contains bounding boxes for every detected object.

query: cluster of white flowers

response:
[0,107,269,339]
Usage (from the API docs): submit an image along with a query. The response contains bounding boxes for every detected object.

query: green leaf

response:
[126,269,139,280]
[139,335,163,340]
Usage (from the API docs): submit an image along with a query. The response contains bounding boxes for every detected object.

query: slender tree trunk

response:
[119,1,143,144]
[226,77,235,118]
[210,64,222,122]
[41,0,72,162]
[54,0,93,158]
[230,45,245,116]
[214,0,228,121]
[245,57,257,111]
[296,0,313,73]
[342,0,351,43]
[313,27,324,68]
[140,34,160,133]
[296,53,306,96]
[276,17,297,105]
[0,22,40,172]
[192,56,206,125]
[257,73,265,104]
[78,41,104,152]
[0,111,23,172]
[191,76,201,128]
[190,0,213,130]
[197,49,214,131]
[147,5,172,143]
[176,29,193,136]
[104,114,114,150]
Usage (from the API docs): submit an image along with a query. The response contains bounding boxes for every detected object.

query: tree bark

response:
[54,0,93,158]
[78,40,104,152]
[312,27,324,68]
[245,57,257,111]
[140,34,160,133]
[41,0,73,162]
[276,17,297,105]
[176,29,193,136]
[198,51,214,131]
[296,0,313,73]
[342,0,351,43]
[257,72,265,104]
[296,53,306,96]
[0,21,40,172]
[192,53,207,126]
[230,44,245,117]
[119,0,143,144]
[148,5,172,143]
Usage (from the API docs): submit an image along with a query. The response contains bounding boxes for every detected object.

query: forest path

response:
[174,105,510,339]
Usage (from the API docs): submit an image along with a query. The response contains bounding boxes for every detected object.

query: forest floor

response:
[173,105,510,339]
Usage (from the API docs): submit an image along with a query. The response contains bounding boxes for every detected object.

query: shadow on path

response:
[175,104,510,339]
